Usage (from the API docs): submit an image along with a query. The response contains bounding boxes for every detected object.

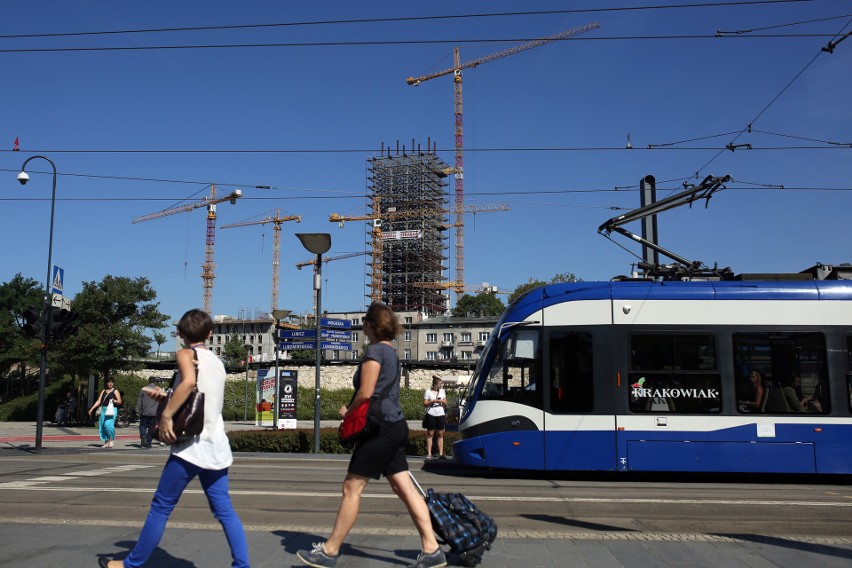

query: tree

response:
[508,273,582,304]
[57,275,169,391]
[452,293,505,318]
[0,274,44,391]
[222,335,248,368]
[152,331,168,360]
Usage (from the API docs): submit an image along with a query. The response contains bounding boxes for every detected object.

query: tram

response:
[454,268,852,474]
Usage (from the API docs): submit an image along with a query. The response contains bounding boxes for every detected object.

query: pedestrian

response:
[88,378,122,448]
[135,377,160,448]
[98,309,249,568]
[297,302,446,568]
[423,376,447,459]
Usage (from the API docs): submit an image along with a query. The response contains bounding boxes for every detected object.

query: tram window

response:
[732,332,829,414]
[548,332,593,413]
[479,329,542,409]
[629,334,720,413]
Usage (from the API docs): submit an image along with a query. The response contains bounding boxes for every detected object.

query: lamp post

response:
[244,345,251,422]
[16,155,58,453]
[296,233,331,453]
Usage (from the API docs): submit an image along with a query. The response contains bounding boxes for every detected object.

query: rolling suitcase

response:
[409,472,498,567]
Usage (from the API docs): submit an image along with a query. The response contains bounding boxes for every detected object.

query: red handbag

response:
[339,380,394,447]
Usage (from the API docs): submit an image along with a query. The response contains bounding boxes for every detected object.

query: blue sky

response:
[2,1,850,326]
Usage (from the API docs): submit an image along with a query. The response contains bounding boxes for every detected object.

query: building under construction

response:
[368,140,450,315]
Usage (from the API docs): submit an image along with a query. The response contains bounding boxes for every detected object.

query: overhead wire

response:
[0,1,817,41]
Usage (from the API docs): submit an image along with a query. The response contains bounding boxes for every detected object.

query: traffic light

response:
[21,308,41,338]
[47,307,79,341]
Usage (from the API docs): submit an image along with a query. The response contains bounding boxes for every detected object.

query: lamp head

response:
[17,171,29,185]
[296,233,332,255]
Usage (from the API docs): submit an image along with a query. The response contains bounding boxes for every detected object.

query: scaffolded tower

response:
[368,141,450,315]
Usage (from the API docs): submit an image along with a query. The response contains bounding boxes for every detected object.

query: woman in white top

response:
[99,309,248,568]
[423,376,447,459]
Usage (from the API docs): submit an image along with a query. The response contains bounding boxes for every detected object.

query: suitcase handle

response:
[408,470,427,499]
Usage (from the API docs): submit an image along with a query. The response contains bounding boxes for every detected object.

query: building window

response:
[405,316,413,324]
[461,351,471,360]
[352,332,359,342]
[461,332,471,342]
[351,318,359,325]
[478,332,490,342]
[443,333,454,342]
[404,348,411,360]
[333,350,340,360]
[426,333,437,343]
[404,331,411,342]
[427,351,437,361]
[351,351,359,360]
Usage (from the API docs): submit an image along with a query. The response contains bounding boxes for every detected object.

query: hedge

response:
[1,376,452,424]
[227,427,461,455]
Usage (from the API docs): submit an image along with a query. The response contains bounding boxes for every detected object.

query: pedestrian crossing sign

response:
[51,266,64,294]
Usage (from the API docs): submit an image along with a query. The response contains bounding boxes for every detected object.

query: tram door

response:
[544,330,617,470]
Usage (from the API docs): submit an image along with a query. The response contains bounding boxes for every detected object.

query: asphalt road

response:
[1,450,850,540]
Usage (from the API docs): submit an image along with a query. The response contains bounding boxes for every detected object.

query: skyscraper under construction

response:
[367,141,450,315]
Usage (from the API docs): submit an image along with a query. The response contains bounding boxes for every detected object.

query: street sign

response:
[51,266,64,295]
[279,341,352,351]
[51,293,71,311]
[278,329,352,341]
[320,317,351,329]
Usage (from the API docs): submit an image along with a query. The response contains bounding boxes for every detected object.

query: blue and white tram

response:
[454,278,852,474]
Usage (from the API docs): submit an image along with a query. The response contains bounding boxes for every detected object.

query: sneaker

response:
[408,547,447,568]
[297,542,338,567]
[438,455,448,460]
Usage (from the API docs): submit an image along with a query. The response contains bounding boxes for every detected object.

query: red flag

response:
[13,136,19,151]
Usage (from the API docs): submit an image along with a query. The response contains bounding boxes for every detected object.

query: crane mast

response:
[131,184,242,314]
[407,22,600,295]
[220,210,301,312]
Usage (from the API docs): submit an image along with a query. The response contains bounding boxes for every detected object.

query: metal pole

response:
[244,346,249,422]
[313,254,323,453]
[19,156,57,454]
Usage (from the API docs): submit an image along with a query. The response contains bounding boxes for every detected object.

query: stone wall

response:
[133,363,473,391]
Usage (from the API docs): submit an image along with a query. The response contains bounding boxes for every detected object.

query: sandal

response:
[107,440,114,448]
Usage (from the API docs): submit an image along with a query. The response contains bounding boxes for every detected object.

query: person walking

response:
[98,309,249,568]
[297,302,446,568]
[135,377,160,448]
[423,376,447,459]
[88,378,122,448]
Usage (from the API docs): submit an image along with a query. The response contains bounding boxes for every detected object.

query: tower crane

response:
[412,281,509,294]
[295,251,368,270]
[329,197,509,304]
[406,21,600,294]
[132,184,242,314]
[220,209,301,312]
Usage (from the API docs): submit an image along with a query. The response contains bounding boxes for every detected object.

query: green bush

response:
[227,427,461,455]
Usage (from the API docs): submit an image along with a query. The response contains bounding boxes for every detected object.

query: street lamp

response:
[17,155,58,453]
[296,233,331,453]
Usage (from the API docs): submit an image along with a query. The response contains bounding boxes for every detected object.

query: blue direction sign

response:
[321,317,351,329]
[279,341,352,351]
[278,329,352,341]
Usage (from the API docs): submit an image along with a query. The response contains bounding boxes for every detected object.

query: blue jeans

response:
[123,455,249,568]
[138,415,157,446]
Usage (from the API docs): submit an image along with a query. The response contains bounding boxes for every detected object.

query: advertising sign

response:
[256,369,275,427]
[277,370,298,429]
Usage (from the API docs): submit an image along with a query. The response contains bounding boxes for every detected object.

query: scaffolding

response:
[368,140,450,315]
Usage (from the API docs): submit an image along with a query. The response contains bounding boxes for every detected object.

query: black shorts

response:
[348,420,409,480]
[423,413,446,431]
